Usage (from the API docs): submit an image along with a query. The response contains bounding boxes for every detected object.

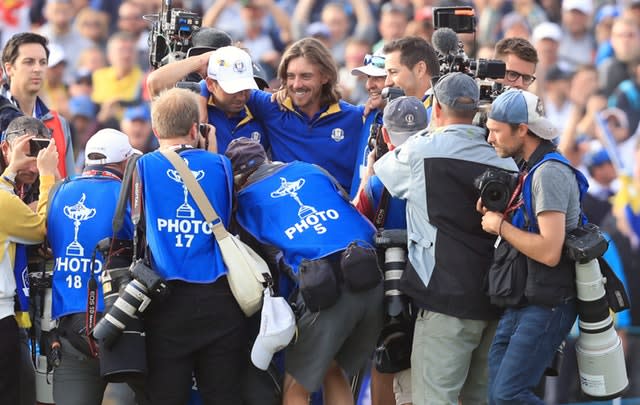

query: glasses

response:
[505,70,536,85]
[363,54,386,69]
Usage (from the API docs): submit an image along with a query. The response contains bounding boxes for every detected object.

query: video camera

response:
[432,7,506,103]
[147,0,202,69]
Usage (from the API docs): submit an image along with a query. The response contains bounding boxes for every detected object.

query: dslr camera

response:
[92,254,169,347]
[474,168,519,213]
[564,223,609,264]
[373,229,413,373]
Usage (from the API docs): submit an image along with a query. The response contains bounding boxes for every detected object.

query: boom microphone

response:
[432,27,459,55]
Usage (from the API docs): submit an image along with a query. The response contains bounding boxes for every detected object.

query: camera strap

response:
[374,188,391,228]
[503,174,525,217]
[85,247,99,358]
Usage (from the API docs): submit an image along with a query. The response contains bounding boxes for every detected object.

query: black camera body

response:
[564,223,609,264]
[475,168,519,213]
[147,1,202,69]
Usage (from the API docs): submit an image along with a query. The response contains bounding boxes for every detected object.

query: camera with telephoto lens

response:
[564,223,609,264]
[474,168,519,213]
[146,0,202,69]
[92,256,168,348]
[575,258,628,399]
[373,229,413,373]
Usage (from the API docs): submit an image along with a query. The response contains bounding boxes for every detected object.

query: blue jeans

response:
[488,300,577,404]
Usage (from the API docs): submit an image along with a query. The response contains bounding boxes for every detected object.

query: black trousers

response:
[144,278,248,405]
[0,315,20,404]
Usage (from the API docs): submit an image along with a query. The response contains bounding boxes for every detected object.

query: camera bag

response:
[162,150,272,317]
[486,238,527,307]
[298,257,340,312]
[340,241,382,291]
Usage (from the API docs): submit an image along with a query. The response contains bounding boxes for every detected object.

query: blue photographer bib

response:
[49,176,133,319]
[137,149,232,283]
[236,161,375,274]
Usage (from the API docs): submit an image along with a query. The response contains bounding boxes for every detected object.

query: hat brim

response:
[351,65,387,77]
[251,339,274,371]
[218,78,259,94]
[188,46,217,58]
[528,118,557,140]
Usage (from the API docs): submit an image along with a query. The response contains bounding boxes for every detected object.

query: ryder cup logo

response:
[233,60,246,73]
[270,177,341,240]
[251,131,261,142]
[331,128,344,142]
[63,194,96,256]
[167,159,205,219]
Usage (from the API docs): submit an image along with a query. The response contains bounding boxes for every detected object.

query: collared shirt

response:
[247,90,365,191]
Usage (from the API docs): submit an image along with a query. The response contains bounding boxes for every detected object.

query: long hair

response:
[277,38,341,106]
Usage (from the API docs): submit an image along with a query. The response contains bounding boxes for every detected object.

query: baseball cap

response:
[595,4,620,25]
[69,95,95,118]
[250,291,296,371]
[123,104,151,122]
[351,50,386,77]
[187,28,233,57]
[48,44,66,67]
[563,0,593,15]
[531,22,562,44]
[584,148,611,168]
[85,128,136,165]
[207,46,258,94]
[433,72,479,110]
[224,138,267,175]
[306,22,331,39]
[383,96,428,144]
[489,89,556,140]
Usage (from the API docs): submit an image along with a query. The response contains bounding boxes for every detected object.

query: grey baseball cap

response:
[433,72,479,111]
[383,96,428,145]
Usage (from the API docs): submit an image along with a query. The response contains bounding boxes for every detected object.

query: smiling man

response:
[349,50,387,197]
[246,38,365,191]
[1,32,74,177]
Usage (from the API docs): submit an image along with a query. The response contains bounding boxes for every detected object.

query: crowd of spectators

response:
[4,0,640,403]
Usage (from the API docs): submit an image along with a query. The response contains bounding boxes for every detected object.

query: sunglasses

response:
[363,54,386,69]
[505,70,536,85]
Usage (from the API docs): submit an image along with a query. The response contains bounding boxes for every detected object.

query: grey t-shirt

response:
[530,160,581,231]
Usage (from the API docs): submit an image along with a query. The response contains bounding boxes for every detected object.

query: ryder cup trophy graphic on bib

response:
[167,159,205,219]
[270,177,317,220]
[64,193,96,256]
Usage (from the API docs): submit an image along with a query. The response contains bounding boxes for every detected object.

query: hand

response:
[270,87,288,111]
[480,209,504,236]
[36,139,59,177]
[6,134,36,175]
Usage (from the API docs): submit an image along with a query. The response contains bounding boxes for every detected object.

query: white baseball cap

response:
[48,44,66,68]
[562,0,593,15]
[351,49,387,78]
[85,128,137,165]
[531,22,563,44]
[250,291,296,371]
[207,46,259,94]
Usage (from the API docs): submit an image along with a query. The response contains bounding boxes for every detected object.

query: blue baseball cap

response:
[489,89,556,140]
[123,104,151,122]
[69,95,95,118]
[584,148,611,168]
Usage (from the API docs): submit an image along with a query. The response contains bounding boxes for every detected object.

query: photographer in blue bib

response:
[478,89,583,404]
[135,87,244,405]
[224,137,384,405]
[47,129,137,405]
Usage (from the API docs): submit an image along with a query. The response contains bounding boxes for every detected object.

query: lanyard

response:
[81,170,122,181]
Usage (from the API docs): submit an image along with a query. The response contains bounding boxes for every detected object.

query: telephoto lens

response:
[92,279,151,347]
[575,259,628,399]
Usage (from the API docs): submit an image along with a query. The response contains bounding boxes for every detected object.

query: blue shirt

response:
[246,90,365,191]
[199,80,268,154]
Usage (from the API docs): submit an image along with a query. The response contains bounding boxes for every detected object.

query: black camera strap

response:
[374,188,391,229]
[85,247,99,358]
